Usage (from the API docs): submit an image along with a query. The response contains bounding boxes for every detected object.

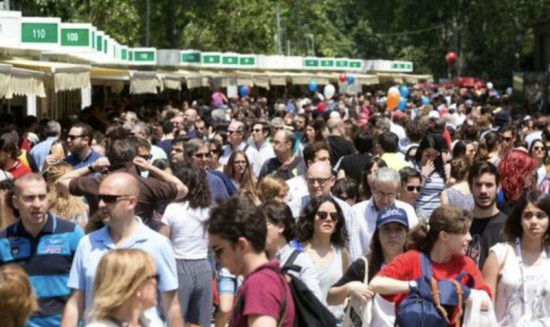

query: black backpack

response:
[276,250,338,327]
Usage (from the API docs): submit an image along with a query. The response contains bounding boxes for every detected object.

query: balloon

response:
[459,88,467,96]
[398,97,407,111]
[399,86,409,98]
[486,82,494,90]
[387,87,401,111]
[445,52,457,65]
[323,84,336,99]
[346,75,355,84]
[308,81,318,92]
[339,73,347,82]
[238,85,249,97]
[421,96,430,105]
[474,81,483,89]
[506,87,513,96]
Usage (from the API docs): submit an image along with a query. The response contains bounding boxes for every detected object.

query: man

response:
[61,173,184,327]
[207,196,295,326]
[132,121,168,162]
[30,120,62,171]
[183,108,199,138]
[0,139,30,179]
[0,174,83,326]
[64,123,102,169]
[259,130,306,181]
[350,167,418,257]
[56,139,187,228]
[249,121,275,176]
[184,139,230,200]
[498,125,515,158]
[335,131,373,183]
[378,131,410,172]
[326,117,355,167]
[171,114,185,136]
[219,121,257,167]
[467,161,506,268]
[170,134,189,165]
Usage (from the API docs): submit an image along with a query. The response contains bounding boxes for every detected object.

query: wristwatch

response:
[408,280,418,293]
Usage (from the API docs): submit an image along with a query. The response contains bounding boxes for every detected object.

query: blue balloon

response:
[398,97,407,110]
[308,81,318,92]
[238,85,249,97]
[399,86,410,98]
[421,96,430,105]
[346,75,355,84]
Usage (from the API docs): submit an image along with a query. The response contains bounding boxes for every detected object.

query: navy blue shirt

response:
[0,214,84,327]
[64,150,103,169]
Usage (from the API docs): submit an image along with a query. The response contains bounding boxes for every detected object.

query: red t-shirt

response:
[377,250,491,316]
[7,160,31,179]
[230,260,295,327]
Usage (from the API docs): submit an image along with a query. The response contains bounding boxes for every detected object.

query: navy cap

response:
[376,204,409,228]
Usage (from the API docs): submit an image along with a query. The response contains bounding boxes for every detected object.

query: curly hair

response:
[263,200,295,242]
[173,162,211,209]
[296,195,348,248]
[498,149,538,202]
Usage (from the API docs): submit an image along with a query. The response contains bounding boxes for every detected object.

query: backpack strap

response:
[282,250,302,274]
[449,279,464,327]
[431,277,451,325]
[260,265,288,327]
[419,252,433,279]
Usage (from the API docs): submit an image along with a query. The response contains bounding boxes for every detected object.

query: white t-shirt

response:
[491,242,550,326]
[161,202,210,260]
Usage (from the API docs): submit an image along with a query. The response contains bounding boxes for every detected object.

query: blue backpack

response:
[395,252,473,327]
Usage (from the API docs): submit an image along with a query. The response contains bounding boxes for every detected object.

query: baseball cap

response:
[376,204,409,229]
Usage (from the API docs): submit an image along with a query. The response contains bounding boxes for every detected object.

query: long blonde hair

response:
[88,249,156,321]
[0,264,38,327]
[44,162,87,219]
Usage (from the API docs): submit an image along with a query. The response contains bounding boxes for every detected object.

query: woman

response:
[297,195,349,320]
[0,264,38,327]
[0,175,16,229]
[398,167,422,209]
[264,200,324,303]
[257,175,288,203]
[44,162,89,229]
[328,204,409,326]
[223,150,260,204]
[360,157,387,200]
[0,140,30,179]
[369,206,491,323]
[529,140,547,186]
[441,156,474,213]
[481,131,501,167]
[160,163,212,327]
[305,119,326,144]
[411,134,447,217]
[208,139,224,172]
[332,177,360,207]
[498,149,538,214]
[482,190,550,326]
[86,249,158,327]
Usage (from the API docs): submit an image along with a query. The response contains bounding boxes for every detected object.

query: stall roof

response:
[0,63,46,99]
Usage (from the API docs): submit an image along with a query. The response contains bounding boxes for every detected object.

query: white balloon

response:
[486,82,494,90]
[324,84,336,99]
[506,87,513,96]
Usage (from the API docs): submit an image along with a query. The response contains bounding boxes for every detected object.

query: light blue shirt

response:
[67,218,178,321]
[30,136,57,171]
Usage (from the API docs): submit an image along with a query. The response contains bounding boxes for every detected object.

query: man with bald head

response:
[326,116,354,167]
[294,161,362,261]
[219,120,258,169]
[259,129,306,180]
[61,172,184,327]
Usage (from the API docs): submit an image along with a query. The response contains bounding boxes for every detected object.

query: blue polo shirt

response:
[67,218,178,322]
[64,150,103,169]
[0,214,84,327]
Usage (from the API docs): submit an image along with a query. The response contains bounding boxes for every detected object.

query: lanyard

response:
[514,238,529,315]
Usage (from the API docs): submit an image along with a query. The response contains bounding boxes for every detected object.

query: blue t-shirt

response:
[64,150,103,169]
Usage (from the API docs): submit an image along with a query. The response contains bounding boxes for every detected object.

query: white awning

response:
[129,71,162,94]
[355,73,379,86]
[0,64,46,99]
[2,59,90,92]
[174,70,209,89]
[159,72,182,90]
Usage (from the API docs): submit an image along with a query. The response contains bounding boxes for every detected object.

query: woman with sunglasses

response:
[159,163,212,327]
[411,134,448,217]
[529,140,547,186]
[223,150,260,204]
[328,204,410,326]
[86,249,159,327]
[482,190,550,326]
[297,195,350,321]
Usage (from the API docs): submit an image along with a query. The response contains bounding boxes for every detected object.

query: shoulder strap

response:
[498,244,511,275]
[282,250,301,273]
[431,277,452,325]
[419,252,433,279]
[341,247,350,274]
[362,257,369,284]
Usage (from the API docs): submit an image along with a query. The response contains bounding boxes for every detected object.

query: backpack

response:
[395,252,473,327]
[268,250,338,327]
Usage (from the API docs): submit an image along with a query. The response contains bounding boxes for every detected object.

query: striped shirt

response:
[0,214,83,327]
[413,162,445,218]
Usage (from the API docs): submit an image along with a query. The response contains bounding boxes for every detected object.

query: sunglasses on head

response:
[98,194,132,204]
[316,211,338,221]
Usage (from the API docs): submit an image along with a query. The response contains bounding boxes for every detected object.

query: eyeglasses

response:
[501,136,513,142]
[212,244,228,259]
[316,211,339,221]
[97,194,132,204]
[406,186,422,192]
[146,274,159,282]
[307,176,332,185]
[67,134,83,140]
[228,130,241,135]
[193,152,212,158]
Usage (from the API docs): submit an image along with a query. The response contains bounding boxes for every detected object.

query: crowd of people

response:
[0,84,549,327]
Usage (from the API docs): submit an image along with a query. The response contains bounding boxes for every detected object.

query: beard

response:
[473,195,496,209]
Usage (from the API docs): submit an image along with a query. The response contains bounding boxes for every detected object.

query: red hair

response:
[498,150,538,202]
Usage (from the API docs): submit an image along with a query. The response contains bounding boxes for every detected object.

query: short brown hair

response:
[0,264,38,327]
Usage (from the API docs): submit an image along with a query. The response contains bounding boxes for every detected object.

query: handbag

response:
[342,257,372,327]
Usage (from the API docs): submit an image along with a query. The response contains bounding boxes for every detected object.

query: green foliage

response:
[12,0,549,84]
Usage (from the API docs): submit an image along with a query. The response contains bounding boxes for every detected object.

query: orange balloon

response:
[387,87,401,110]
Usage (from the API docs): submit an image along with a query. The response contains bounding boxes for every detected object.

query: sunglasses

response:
[67,134,83,140]
[307,176,331,185]
[406,186,422,192]
[228,130,241,135]
[138,154,152,160]
[194,152,212,158]
[316,211,339,221]
[501,136,513,142]
[98,194,132,204]
[534,146,546,151]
